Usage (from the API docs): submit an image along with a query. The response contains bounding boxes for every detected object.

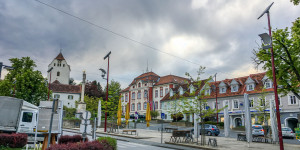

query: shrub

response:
[47,141,103,150]
[0,133,27,148]
[97,137,117,150]
[171,113,184,122]
[58,135,88,144]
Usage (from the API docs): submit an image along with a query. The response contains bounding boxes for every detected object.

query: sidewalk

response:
[94,128,300,150]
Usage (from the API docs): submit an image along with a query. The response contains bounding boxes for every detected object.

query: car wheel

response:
[207,131,212,136]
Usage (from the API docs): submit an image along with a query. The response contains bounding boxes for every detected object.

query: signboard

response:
[161,113,165,119]
[80,124,91,134]
[82,111,91,120]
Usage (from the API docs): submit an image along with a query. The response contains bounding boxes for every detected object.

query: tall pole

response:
[215,73,218,124]
[267,11,284,150]
[104,51,111,132]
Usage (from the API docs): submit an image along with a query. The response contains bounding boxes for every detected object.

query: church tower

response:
[47,52,71,84]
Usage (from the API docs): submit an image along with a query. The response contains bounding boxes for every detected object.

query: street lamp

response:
[257,2,284,150]
[47,67,53,101]
[102,51,111,132]
[0,62,14,79]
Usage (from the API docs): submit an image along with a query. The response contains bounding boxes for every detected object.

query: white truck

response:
[0,96,63,143]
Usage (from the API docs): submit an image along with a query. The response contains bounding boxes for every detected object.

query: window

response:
[203,103,208,110]
[137,90,141,99]
[160,87,163,97]
[58,61,61,67]
[160,102,162,109]
[22,112,33,122]
[132,92,135,100]
[260,98,265,106]
[68,95,73,99]
[265,79,272,89]
[155,101,158,109]
[155,90,158,98]
[63,64,65,67]
[220,87,226,93]
[272,95,281,106]
[289,95,297,105]
[133,86,135,88]
[144,83,147,86]
[131,104,135,111]
[54,94,60,99]
[138,83,141,87]
[125,94,128,102]
[121,96,124,102]
[137,103,141,110]
[57,71,60,76]
[249,98,254,108]
[233,100,239,109]
[247,84,254,91]
[144,102,147,110]
[144,90,148,98]
[54,63,56,66]
[231,85,238,92]
[205,89,211,95]
[165,88,169,94]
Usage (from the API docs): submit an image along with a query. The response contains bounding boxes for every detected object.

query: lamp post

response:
[47,67,53,101]
[258,2,283,150]
[102,51,111,132]
[214,73,218,124]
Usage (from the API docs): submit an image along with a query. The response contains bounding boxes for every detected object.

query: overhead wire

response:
[34,0,258,79]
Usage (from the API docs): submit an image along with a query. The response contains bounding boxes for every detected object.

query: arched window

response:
[57,71,60,76]
[132,92,135,100]
[131,104,135,111]
[137,103,141,110]
[54,63,56,66]
[138,83,141,87]
[144,102,147,110]
[63,64,65,67]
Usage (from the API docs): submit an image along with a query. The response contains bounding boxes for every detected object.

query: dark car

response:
[191,124,220,136]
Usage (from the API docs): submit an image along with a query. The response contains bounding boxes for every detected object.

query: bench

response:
[122,129,137,135]
[165,127,178,133]
[208,138,217,147]
[107,124,117,133]
[237,133,247,141]
[169,130,193,143]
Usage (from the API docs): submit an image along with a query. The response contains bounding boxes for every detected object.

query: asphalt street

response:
[133,122,300,145]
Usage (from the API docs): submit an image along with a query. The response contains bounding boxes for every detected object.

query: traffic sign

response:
[161,113,165,119]
[82,111,91,120]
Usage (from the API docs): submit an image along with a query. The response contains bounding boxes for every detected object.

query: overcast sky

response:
[0,0,299,89]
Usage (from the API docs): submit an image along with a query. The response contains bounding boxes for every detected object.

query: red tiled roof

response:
[155,75,189,85]
[55,52,65,60]
[161,72,271,101]
[50,81,81,93]
[129,72,160,85]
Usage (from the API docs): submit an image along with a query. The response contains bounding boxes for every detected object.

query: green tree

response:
[0,57,48,105]
[253,18,300,100]
[102,80,121,123]
[85,80,105,98]
[253,89,270,137]
[291,0,299,5]
[84,95,102,117]
[150,110,159,119]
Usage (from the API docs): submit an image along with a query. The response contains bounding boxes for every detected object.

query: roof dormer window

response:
[190,85,194,93]
[264,79,272,89]
[220,87,226,93]
[205,89,211,95]
[247,83,255,91]
[170,89,174,97]
[231,85,238,92]
[179,87,183,95]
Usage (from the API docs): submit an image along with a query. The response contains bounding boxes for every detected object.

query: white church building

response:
[48,52,81,108]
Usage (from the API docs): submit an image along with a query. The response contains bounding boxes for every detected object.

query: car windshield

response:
[282,128,292,131]
[212,125,217,128]
[252,126,262,129]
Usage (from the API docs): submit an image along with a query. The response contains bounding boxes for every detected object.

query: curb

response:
[165,142,217,150]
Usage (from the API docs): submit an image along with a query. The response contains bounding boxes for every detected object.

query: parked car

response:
[191,124,220,136]
[282,127,295,139]
[252,125,264,136]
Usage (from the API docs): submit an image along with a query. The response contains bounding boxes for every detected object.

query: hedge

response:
[98,137,117,150]
[0,133,27,148]
[46,141,103,150]
[58,135,88,144]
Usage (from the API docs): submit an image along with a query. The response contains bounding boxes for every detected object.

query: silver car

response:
[252,125,264,136]
[282,127,295,139]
